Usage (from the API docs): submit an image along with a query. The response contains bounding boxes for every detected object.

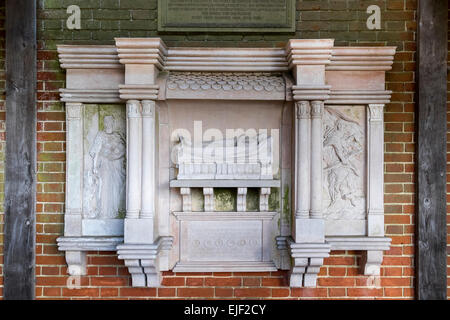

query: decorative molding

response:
[167,72,285,92]
[328,47,396,71]
[115,38,167,70]
[326,90,392,105]
[60,89,121,103]
[119,84,159,101]
[292,85,331,101]
[165,48,288,72]
[57,45,122,69]
[170,179,281,188]
[172,211,277,221]
[286,39,334,68]
[57,236,124,276]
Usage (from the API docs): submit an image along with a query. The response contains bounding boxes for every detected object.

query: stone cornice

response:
[57,45,122,69]
[115,38,168,70]
[286,39,335,68]
[165,47,288,72]
[329,47,396,71]
[57,39,396,104]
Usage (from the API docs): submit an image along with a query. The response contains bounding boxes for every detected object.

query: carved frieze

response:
[167,72,286,92]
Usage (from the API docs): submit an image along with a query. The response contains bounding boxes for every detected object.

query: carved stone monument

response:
[57,38,395,287]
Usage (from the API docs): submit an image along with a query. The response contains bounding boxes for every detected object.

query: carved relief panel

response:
[81,105,126,236]
[323,106,367,236]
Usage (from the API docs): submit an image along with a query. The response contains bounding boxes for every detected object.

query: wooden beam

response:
[4,0,37,300]
[416,0,448,300]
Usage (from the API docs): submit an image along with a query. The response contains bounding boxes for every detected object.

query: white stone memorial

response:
[57,38,395,287]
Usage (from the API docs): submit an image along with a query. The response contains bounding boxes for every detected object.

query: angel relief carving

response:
[84,115,126,219]
[323,108,366,220]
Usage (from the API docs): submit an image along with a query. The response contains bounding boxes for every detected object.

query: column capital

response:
[296,101,311,119]
[127,100,142,118]
[66,103,83,119]
[142,100,156,118]
[368,104,385,121]
[310,100,324,118]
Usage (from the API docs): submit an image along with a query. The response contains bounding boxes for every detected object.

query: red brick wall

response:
[0,0,445,300]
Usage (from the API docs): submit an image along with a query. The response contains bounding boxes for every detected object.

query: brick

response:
[90,277,129,287]
[291,288,327,298]
[318,278,355,287]
[261,277,288,287]
[215,288,234,298]
[178,288,214,298]
[205,277,241,287]
[158,288,176,297]
[161,277,185,287]
[120,288,157,297]
[235,288,271,298]
[242,277,260,286]
[62,287,100,297]
[186,277,204,286]
[100,288,119,297]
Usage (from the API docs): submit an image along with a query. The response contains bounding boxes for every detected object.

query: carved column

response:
[310,101,324,219]
[140,100,157,242]
[126,100,142,220]
[295,101,310,220]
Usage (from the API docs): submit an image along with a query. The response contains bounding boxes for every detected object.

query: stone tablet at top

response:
[158,0,295,32]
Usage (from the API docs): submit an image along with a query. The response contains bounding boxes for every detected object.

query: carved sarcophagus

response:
[57,38,395,287]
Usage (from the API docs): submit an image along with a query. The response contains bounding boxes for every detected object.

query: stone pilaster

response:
[116,38,172,287]
[286,39,333,287]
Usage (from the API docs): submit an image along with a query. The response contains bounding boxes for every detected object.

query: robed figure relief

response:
[86,115,126,219]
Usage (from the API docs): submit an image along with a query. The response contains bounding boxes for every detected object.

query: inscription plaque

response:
[158,0,295,32]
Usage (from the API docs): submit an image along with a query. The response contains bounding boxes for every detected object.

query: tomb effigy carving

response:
[56,38,396,287]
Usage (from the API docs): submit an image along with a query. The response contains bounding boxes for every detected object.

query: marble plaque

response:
[158,0,295,32]
[180,220,263,262]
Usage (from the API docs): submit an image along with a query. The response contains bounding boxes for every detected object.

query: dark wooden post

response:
[4,0,37,300]
[416,0,448,300]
